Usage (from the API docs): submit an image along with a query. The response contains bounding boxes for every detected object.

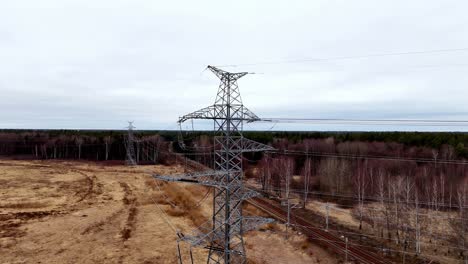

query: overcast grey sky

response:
[1,0,468,131]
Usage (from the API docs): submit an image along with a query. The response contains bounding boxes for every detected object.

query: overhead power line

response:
[270,149,468,165]
[215,47,468,67]
[259,118,468,127]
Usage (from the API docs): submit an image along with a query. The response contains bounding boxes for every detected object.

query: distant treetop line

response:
[1,129,468,147]
[0,129,467,159]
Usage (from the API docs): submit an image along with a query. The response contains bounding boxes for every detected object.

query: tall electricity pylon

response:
[125,121,137,165]
[155,66,274,264]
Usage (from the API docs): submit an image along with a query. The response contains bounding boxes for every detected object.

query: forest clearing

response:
[0,160,335,264]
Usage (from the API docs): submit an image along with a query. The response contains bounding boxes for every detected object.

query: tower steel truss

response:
[125,121,137,165]
[154,66,274,264]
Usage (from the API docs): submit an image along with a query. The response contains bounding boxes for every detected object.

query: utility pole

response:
[286,200,300,239]
[125,121,137,166]
[286,199,290,239]
[155,66,274,264]
[415,192,421,255]
[345,237,349,263]
[303,149,310,208]
[325,202,329,231]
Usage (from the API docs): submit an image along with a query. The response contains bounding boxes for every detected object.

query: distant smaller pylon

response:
[125,121,137,166]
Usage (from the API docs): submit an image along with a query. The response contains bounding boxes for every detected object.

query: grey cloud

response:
[1,0,468,131]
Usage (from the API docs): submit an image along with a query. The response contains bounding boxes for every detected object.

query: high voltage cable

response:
[250,63,468,75]
[287,223,467,255]
[140,143,466,261]
[260,202,464,262]
[266,200,466,261]
[291,199,466,249]
[288,223,465,252]
[282,192,468,221]
[269,149,468,165]
[158,143,468,166]
[253,177,468,208]
[149,190,179,233]
[215,47,468,67]
[138,142,212,209]
[147,156,464,262]
[22,138,468,166]
[257,186,468,209]
[259,118,468,127]
[295,235,461,262]
[246,148,468,166]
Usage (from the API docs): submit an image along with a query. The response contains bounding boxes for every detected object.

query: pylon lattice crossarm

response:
[205,138,274,153]
[180,216,274,248]
[240,217,275,234]
[239,188,261,200]
[180,220,220,247]
[238,138,275,153]
[207,65,248,81]
[153,170,226,188]
[178,105,260,123]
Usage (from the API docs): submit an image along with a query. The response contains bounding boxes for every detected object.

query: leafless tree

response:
[414,190,421,255]
[390,176,404,244]
[377,169,391,239]
[432,177,439,211]
[280,157,294,200]
[104,136,113,161]
[302,157,312,208]
[319,158,350,196]
[258,155,271,193]
[439,173,446,210]
[451,182,468,260]
[432,149,439,169]
[75,137,84,159]
[354,160,368,231]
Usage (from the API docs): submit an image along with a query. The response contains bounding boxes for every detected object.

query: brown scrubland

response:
[0,160,336,264]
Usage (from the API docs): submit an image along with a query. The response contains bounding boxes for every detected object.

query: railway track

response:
[248,197,392,264]
[170,154,390,263]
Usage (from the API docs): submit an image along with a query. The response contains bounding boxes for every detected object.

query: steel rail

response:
[247,197,392,264]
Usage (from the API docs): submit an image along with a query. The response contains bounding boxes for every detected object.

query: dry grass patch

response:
[157,183,208,226]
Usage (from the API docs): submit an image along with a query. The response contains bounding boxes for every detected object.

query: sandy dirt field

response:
[0,160,336,264]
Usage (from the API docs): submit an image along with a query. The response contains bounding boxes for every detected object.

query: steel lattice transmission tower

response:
[155,66,274,264]
[125,121,137,165]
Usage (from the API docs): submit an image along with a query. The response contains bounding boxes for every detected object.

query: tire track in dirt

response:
[117,182,140,264]
[72,170,96,203]
[0,210,68,243]
[119,182,138,241]
[0,220,25,239]
[0,210,66,221]
[79,178,128,236]
[80,181,138,242]
[80,208,126,235]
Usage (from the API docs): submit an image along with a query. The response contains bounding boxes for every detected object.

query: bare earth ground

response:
[0,160,336,264]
